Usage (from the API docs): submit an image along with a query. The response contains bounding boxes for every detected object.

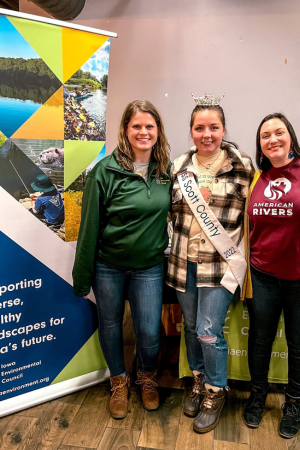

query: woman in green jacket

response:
[73,100,171,419]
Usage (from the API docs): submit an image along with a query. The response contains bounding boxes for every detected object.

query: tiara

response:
[191,91,225,106]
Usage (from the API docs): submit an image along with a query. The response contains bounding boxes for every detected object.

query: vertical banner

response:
[0,9,117,416]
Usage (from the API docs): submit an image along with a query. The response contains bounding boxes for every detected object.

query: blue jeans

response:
[92,261,163,377]
[247,266,300,397]
[176,261,233,387]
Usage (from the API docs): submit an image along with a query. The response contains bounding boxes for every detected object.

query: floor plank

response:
[59,447,94,450]
[136,448,163,450]
[214,387,250,444]
[17,400,80,450]
[61,385,110,449]
[249,399,288,450]
[57,388,89,405]
[97,428,140,450]
[137,388,183,450]
[0,415,37,450]
[107,386,145,430]
[214,441,250,450]
[175,412,213,450]
[287,437,300,450]
[16,402,48,418]
[268,383,281,403]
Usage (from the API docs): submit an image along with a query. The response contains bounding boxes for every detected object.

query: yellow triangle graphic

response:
[11,86,64,140]
[62,27,109,83]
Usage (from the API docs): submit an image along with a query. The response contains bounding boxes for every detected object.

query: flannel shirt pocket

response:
[172,188,183,203]
[225,182,247,198]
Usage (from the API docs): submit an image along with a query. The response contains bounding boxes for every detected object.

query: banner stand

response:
[0,9,116,416]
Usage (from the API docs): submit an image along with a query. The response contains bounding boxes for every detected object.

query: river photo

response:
[0,82,60,138]
[0,16,62,138]
[64,87,107,141]
[64,39,110,142]
[79,88,107,133]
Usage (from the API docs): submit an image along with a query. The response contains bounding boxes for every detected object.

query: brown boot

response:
[193,385,225,433]
[136,370,159,411]
[109,375,130,419]
[183,372,205,417]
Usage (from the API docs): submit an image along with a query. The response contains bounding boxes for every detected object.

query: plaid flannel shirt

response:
[166,143,255,292]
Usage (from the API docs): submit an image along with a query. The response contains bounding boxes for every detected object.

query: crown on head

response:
[191,91,225,106]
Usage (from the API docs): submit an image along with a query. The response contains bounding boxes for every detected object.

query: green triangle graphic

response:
[8,17,63,82]
[64,140,105,189]
[0,130,7,147]
[52,330,107,385]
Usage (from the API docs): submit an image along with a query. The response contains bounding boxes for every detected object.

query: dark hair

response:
[190,104,238,149]
[116,100,170,176]
[256,113,300,171]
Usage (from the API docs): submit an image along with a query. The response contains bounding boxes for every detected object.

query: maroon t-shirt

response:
[248,158,300,280]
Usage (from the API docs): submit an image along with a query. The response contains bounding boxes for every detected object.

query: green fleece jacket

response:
[72,149,171,297]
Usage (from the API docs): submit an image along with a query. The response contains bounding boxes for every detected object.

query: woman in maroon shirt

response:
[244,113,300,438]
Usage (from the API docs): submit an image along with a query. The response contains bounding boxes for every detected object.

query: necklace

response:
[197,151,222,170]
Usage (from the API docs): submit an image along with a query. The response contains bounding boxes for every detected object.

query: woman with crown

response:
[166,92,254,433]
[243,113,300,438]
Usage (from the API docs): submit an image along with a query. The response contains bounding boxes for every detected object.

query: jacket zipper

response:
[107,167,151,198]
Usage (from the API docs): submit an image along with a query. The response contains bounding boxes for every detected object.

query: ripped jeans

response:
[176,261,234,387]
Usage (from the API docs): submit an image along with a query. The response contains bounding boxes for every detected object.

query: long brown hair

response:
[116,100,170,176]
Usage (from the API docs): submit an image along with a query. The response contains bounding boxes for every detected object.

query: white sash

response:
[177,170,247,294]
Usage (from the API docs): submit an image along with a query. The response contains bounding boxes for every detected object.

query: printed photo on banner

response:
[0,139,65,241]
[64,146,105,242]
[64,40,110,141]
[11,138,64,187]
[0,16,61,139]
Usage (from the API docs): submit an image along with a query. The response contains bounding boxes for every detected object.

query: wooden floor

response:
[1,305,300,450]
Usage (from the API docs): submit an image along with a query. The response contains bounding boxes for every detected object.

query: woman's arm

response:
[72,175,104,297]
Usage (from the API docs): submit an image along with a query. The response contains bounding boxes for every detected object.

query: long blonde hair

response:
[116,100,170,176]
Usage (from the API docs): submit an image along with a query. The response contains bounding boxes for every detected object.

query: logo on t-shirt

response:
[49,194,61,208]
[252,176,293,216]
[200,186,212,202]
[264,177,291,200]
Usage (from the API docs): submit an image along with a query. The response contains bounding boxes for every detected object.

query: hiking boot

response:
[193,386,225,433]
[279,394,300,438]
[183,372,205,417]
[136,370,159,410]
[109,375,130,419]
[244,385,269,428]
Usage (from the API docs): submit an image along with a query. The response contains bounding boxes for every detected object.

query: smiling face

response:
[126,111,158,160]
[260,118,292,167]
[191,110,225,156]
